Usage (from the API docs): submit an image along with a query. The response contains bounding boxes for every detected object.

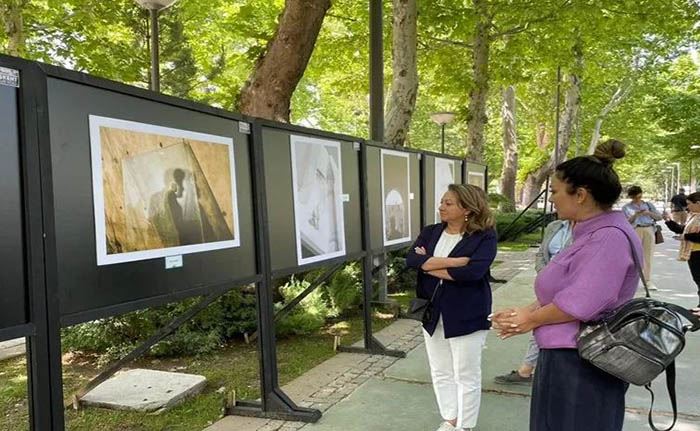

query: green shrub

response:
[61,288,259,359]
[387,249,415,294]
[276,276,331,336]
[494,210,542,241]
[488,192,513,211]
[324,262,362,316]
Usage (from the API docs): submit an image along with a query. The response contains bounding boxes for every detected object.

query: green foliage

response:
[62,288,259,358]
[276,276,330,336]
[494,209,542,240]
[387,249,416,294]
[324,262,363,316]
[488,192,512,209]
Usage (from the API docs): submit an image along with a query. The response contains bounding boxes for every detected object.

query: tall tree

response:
[0,0,26,56]
[238,0,332,121]
[587,79,633,154]
[465,0,490,161]
[499,85,518,211]
[384,0,418,147]
[520,50,582,206]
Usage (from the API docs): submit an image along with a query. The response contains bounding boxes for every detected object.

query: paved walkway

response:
[207,225,700,431]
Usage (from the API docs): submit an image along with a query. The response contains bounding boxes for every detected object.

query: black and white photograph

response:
[467,171,485,189]
[381,149,411,245]
[290,135,346,265]
[434,158,459,223]
[89,115,240,266]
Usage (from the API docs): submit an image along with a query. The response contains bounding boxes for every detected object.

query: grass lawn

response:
[497,231,542,252]
[0,313,396,431]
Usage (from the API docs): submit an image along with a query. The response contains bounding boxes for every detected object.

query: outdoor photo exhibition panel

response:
[45,75,257,325]
[261,125,362,274]
[367,146,421,252]
[465,161,488,190]
[0,68,28,336]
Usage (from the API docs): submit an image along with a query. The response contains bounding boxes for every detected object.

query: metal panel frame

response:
[38,61,259,324]
[0,54,477,429]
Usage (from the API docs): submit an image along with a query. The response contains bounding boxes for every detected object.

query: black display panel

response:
[367,146,421,252]
[0,83,28,330]
[46,78,257,324]
[262,127,363,273]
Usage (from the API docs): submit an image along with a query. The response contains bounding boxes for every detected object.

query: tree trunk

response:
[520,38,583,207]
[384,0,418,147]
[556,73,580,162]
[465,0,490,162]
[520,72,581,206]
[238,0,331,122]
[587,80,633,154]
[536,123,550,150]
[520,162,551,207]
[499,86,517,212]
[1,0,26,57]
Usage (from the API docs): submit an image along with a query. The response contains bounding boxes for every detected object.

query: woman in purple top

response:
[492,140,643,431]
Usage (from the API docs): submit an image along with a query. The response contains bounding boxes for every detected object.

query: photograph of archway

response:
[89,115,240,266]
[381,149,411,246]
[435,158,459,223]
[290,135,346,265]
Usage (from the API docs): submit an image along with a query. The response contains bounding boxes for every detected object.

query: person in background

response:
[493,219,574,385]
[664,191,700,307]
[492,139,641,431]
[670,188,688,225]
[622,185,662,290]
[406,184,497,431]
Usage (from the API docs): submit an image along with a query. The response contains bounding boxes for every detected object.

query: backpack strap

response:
[645,361,677,431]
[607,225,651,298]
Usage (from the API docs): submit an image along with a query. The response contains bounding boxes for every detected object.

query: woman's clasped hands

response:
[489,307,538,339]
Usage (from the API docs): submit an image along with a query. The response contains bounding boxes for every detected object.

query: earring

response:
[464,214,469,222]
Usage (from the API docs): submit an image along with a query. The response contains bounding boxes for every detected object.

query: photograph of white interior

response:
[290,134,346,265]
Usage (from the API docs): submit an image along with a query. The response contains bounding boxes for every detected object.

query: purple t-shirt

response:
[533,211,642,349]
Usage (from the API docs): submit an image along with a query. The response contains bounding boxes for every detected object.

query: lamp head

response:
[430,112,456,125]
[134,0,178,10]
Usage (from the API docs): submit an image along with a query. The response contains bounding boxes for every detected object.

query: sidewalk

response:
[207,227,700,430]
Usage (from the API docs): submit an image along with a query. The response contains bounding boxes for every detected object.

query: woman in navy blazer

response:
[406,184,497,431]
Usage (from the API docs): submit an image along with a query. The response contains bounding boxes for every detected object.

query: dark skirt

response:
[530,348,628,431]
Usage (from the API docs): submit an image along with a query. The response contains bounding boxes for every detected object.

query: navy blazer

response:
[406,223,497,338]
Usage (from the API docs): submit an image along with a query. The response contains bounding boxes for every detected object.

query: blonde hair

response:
[447,184,495,234]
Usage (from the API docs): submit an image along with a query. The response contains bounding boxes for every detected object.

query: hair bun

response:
[593,139,626,165]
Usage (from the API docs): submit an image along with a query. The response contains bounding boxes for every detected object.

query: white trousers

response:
[423,317,488,429]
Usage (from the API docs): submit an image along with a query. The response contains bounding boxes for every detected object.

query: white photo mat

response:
[381,149,412,246]
[290,134,347,265]
[434,157,459,223]
[89,115,240,266]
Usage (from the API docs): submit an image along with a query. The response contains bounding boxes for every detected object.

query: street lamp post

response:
[134,0,179,92]
[430,112,456,154]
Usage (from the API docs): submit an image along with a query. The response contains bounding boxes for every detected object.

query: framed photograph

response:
[290,135,346,265]
[434,158,459,223]
[467,171,486,189]
[89,115,240,266]
[381,149,411,246]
